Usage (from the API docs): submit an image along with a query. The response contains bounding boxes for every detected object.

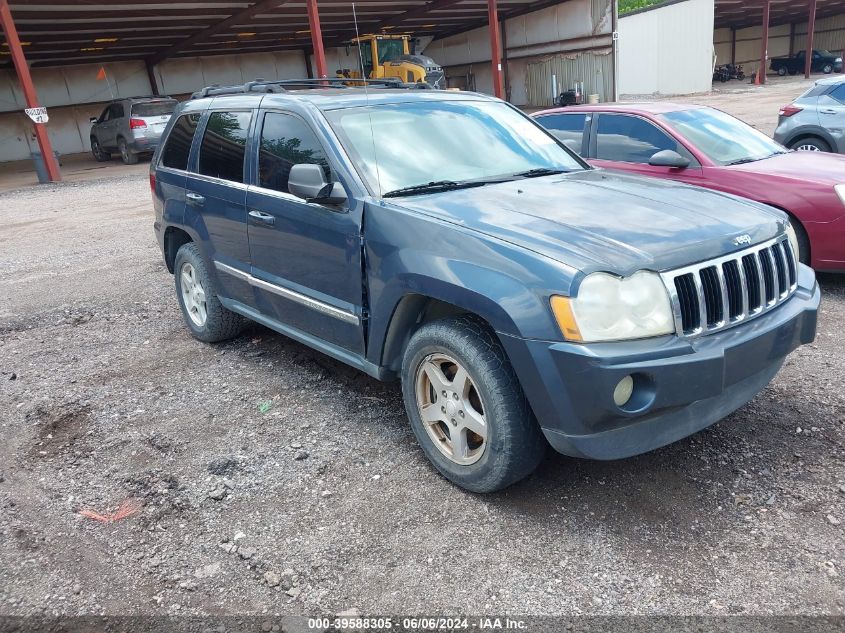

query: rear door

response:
[245,109,364,354]
[532,112,590,155]
[103,103,124,149]
[185,109,255,308]
[818,83,845,149]
[589,112,704,184]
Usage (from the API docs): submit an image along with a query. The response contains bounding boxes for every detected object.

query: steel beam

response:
[148,0,292,65]
[306,0,328,79]
[760,0,770,85]
[0,0,61,182]
[805,0,817,78]
[487,0,504,99]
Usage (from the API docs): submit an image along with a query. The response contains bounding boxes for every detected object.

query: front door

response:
[246,110,364,354]
[589,113,705,184]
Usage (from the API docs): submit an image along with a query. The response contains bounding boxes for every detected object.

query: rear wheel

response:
[91,138,110,162]
[790,136,831,152]
[174,243,245,343]
[118,138,139,165]
[401,315,546,493]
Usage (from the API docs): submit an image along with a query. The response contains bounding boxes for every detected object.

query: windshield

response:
[325,100,585,196]
[132,101,177,117]
[660,107,787,166]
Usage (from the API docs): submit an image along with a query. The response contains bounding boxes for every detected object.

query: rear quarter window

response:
[161,113,200,171]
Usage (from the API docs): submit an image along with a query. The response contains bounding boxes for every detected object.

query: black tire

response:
[790,217,812,266]
[118,138,139,165]
[777,67,787,76]
[823,64,833,74]
[401,315,547,493]
[174,242,245,343]
[91,137,110,162]
[789,136,831,152]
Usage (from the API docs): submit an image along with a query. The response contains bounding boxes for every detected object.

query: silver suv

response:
[89,96,178,164]
[774,76,845,153]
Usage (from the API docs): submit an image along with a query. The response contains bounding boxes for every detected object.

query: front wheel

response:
[174,243,245,343]
[401,315,547,493]
[91,138,110,162]
[823,64,834,74]
[777,67,787,76]
[790,137,830,152]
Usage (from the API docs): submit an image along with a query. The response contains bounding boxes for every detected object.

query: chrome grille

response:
[661,236,797,338]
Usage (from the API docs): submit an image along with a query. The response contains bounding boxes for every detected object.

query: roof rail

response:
[190,77,430,99]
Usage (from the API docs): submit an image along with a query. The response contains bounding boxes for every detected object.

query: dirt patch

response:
[28,403,91,459]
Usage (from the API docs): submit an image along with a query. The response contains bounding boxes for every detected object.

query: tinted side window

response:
[198,111,251,183]
[258,112,331,194]
[830,84,845,104]
[596,114,681,163]
[110,103,125,119]
[161,113,200,171]
[535,113,587,152]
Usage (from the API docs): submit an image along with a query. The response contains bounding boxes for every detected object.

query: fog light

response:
[613,375,634,407]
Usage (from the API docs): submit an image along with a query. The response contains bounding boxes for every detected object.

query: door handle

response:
[820,108,837,115]
[186,192,205,205]
[248,209,275,226]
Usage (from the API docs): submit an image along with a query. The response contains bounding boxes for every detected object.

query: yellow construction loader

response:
[337,34,445,89]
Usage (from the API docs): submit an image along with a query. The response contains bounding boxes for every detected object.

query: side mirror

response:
[288,163,347,205]
[649,149,691,169]
[89,117,98,124]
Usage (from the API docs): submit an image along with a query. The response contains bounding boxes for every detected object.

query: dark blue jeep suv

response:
[151,79,820,493]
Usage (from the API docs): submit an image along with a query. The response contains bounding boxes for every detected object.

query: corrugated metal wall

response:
[713,14,845,75]
[526,49,613,106]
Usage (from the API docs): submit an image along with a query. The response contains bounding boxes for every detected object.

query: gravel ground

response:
[0,174,843,618]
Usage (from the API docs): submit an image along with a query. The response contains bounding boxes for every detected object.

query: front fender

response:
[363,202,577,367]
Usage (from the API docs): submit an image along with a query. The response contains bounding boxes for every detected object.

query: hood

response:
[729,150,845,185]
[391,169,785,274]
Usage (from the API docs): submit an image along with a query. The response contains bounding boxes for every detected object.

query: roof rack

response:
[190,77,430,99]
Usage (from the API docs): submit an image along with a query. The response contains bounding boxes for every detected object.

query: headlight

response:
[550,271,675,342]
[836,57,843,63]
[835,184,845,206]
[785,223,800,261]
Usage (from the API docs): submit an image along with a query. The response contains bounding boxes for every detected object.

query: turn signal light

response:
[779,104,803,118]
[129,118,147,129]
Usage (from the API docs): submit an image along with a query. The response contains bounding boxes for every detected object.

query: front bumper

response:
[500,265,820,460]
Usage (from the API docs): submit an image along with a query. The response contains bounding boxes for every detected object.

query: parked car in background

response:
[774,75,845,153]
[532,103,845,271]
[771,49,842,76]
[150,81,819,492]
[90,96,178,165]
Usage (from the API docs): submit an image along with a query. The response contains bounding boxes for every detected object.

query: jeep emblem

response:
[733,234,752,246]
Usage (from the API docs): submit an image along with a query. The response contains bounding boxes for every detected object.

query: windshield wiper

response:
[382,180,485,198]
[725,152,785,166]
[510,167,568,178]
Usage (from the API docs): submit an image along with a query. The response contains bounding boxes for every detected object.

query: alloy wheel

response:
[180,262,208,327]
[414,352,488,465]
[796,143,822,151]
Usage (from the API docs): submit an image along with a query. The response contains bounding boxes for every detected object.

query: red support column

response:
[306,0,327,79]
[0,0,60,182]
[805,0,817,78]
[487,0,504,100]
[759,0,770,85]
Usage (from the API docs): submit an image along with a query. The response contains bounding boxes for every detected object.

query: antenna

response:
[352,3,383,196]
